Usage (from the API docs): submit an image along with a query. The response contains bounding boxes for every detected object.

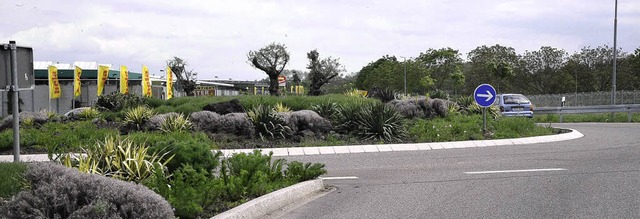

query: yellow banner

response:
[142,65,152,97]
[120,65,129,94]
[74,66,82,98]
[97,65,110,96]
[166,66,173,99]
[48,66,61,99]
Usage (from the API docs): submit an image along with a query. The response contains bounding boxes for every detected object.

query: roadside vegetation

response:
[0,91,557,218]
[533,112,640,123]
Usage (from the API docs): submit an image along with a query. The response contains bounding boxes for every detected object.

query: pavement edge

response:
[212,178,325,219]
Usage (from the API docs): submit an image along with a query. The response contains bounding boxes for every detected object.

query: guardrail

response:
[536,104,640,122]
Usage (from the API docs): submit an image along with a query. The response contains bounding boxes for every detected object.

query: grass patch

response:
[533,112,640,123]
[0,162,28,198]
[407,115,555,142]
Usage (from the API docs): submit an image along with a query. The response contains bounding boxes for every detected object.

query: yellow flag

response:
[120,65,129,94]
[74,66,82,98]
[166,66,173,99]
[97,65,110,96]
[142,65,152,97]
[48,66,61,99]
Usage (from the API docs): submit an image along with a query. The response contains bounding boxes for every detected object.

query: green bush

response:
[0,162,28,198]
[145,97,166,108]
[284,161,327,182]
[129,131,218,173]
[94,92,147,112]
[145,165,226,219]
[311,102,339,121]
[77,107,100,120]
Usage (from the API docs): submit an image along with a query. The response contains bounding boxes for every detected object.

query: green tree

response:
[167,57,197,96]
[355,56,398,90]
[247,42,290,96]
[567,45,627,92]
[417,48,464,92]
[465,44,519,93]
[306,50,345,96]
[517,46,571,94]
[355,56,434,94]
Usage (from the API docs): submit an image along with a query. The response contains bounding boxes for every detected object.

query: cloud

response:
[1,0,639,80]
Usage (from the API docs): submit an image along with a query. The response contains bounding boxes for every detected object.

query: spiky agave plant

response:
[247,104,292,141]
[273,102,291,112]
[353,102,406,142]
[124,105,155,130]
[160,113,193,133]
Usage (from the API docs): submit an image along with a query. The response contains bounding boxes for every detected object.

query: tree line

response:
[170,43,640,97]
[356,44,640,96]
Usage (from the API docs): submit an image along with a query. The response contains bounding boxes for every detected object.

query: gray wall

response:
[1,79,143,117]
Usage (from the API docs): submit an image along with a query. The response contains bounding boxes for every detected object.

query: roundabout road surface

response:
[271,123,640,219]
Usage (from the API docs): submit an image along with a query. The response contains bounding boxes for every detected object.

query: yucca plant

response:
[247,104,292,141]
[352,102,407,142]
[274,102,291,112]
[311,102,339,121]
[61,136,173,183]
[77,107,100,120]
[124,105,155,131]
[160,113,193,133]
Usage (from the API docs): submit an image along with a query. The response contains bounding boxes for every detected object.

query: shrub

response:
[124,105,156,131]
[95,92,147,112]
[352,102,407,142]
[220,151,288,200]
[1,162,174,219]
[247,104,292,141]
[134,131,221,173]
[279,110,332,135]
[161,113,193,133]
[60,136,173,183]
[284,161,327,182]
[145,97,166,108]
[145,165,226,219]
[333,102,364,134]
[77,107,100,120]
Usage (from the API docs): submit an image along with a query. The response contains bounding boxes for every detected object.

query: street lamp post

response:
[400,56,407,95]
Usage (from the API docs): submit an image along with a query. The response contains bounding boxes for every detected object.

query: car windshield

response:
[503,95,530,104]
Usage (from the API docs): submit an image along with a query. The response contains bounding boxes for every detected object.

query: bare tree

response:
[247,42,290,96]
[166,57,197,96]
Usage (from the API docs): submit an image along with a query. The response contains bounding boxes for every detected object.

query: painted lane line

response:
[320,176,359,180]
[464,168,567,174]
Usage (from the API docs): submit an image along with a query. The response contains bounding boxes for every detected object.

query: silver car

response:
[495,94,534,118]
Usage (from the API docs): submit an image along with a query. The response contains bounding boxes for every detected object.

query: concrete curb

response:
[0,128,584,162]
[212,178,324,219]
[220,128,584,157]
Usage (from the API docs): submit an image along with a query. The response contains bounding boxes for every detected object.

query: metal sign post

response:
[8,41,20,162]
[474,84,497,134]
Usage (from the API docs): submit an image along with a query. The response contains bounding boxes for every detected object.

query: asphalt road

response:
[272,123,640,219]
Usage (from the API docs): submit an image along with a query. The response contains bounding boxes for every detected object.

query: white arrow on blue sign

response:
[474,84,497,107]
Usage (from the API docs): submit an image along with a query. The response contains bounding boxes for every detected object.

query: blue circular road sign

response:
[474,84,497,107]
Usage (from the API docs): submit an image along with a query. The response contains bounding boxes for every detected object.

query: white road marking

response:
[320,176,359,180]
[464,168,567,174]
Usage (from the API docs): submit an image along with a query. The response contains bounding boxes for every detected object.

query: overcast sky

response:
[2,0,639,81]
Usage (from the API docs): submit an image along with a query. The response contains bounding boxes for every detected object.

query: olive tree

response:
[166,57,197,96]
[247,42,290,96]
[306,50,345,96]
